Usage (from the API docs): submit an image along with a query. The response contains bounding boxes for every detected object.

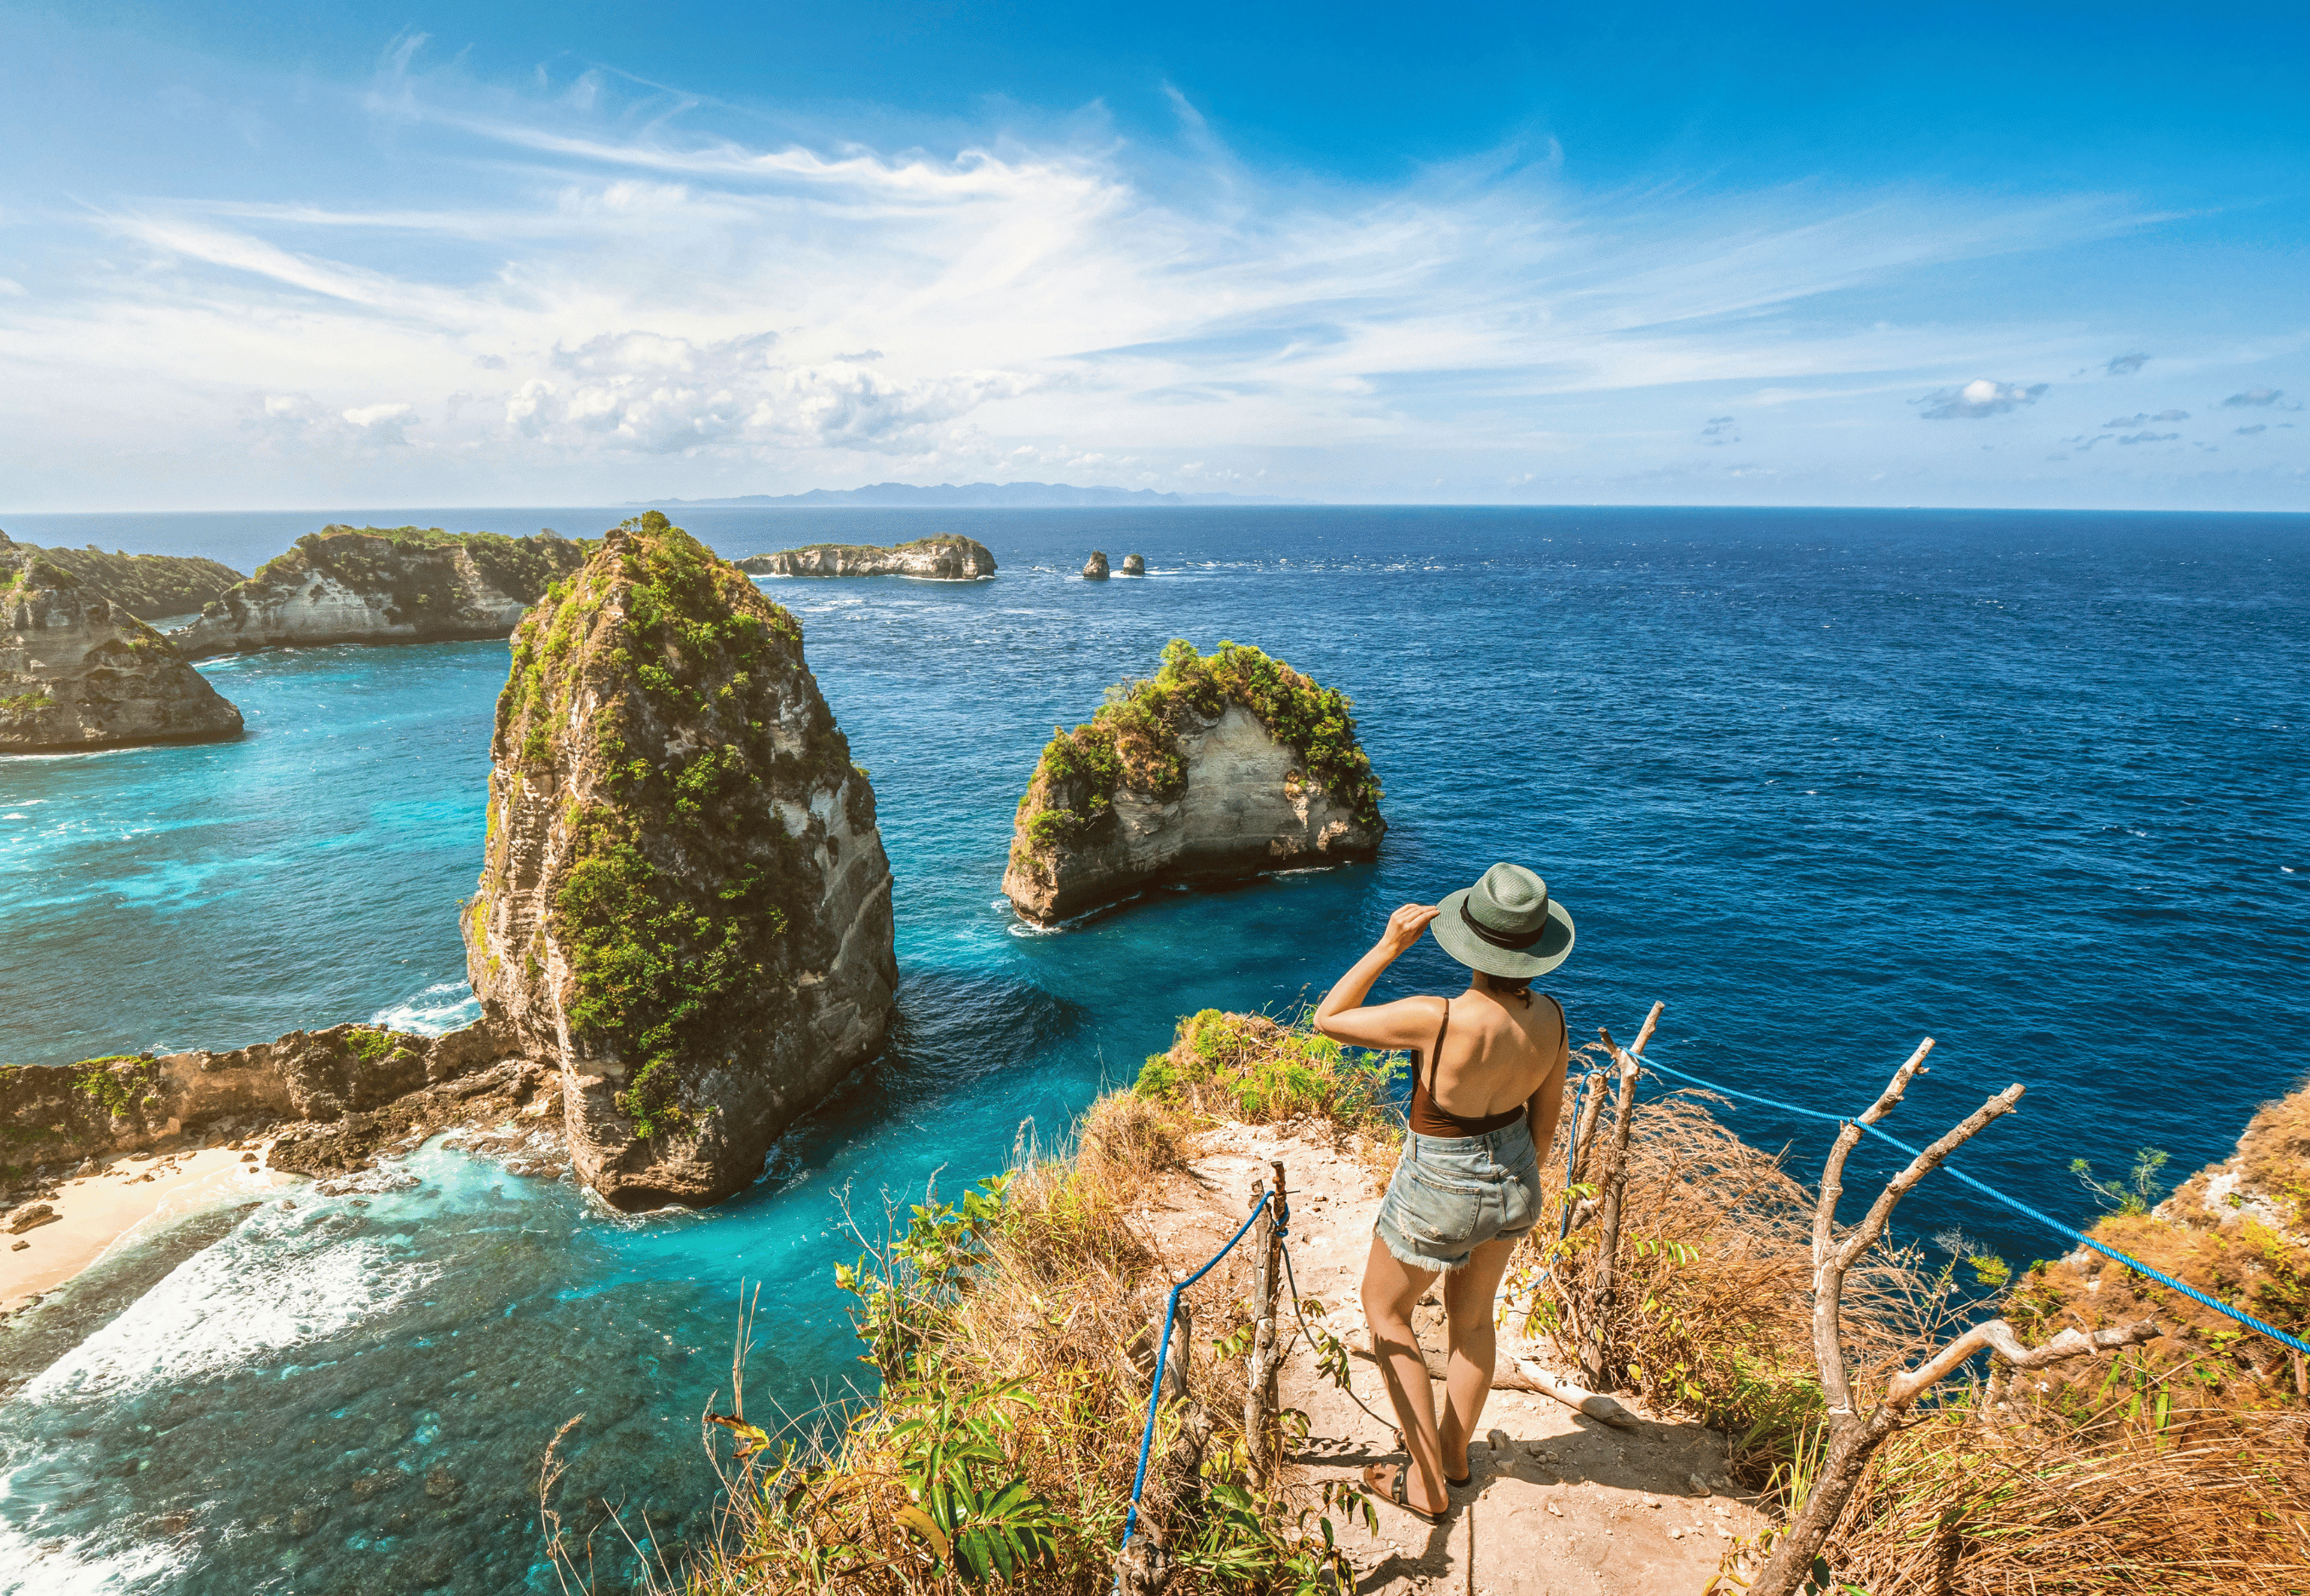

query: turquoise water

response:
[1,506,2304,1592]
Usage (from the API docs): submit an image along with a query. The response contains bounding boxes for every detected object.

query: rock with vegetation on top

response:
[0,1021,521,1181]
[1,553,244,752]
[169,525,588,659]
[736,535,995,580]
[464,512,897,1210]
[1001,639,1384,924]
[1082,551,1110,580]
[1121,553,1146,575]
[0,530,243,620]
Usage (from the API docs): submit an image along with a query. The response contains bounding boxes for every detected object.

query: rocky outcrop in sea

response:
[1082,551,1110,580]
[1001,638,1385,923]
[737,535,995,580]
[1121,553,1147,575]
[0,531,243,620]
[1,552,244,752]
[0,1019,542,1184]
[169,526,588,659]
[465,512,897,1210]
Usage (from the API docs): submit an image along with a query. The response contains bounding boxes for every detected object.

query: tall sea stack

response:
[463,513,897,1210]
[1002,639,1384,923]
[1,553,244,752]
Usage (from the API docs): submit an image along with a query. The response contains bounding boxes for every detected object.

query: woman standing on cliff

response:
[1313,862,1573,1521]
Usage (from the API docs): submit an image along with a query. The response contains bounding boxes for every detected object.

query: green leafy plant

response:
[2070,1147,2171,1216]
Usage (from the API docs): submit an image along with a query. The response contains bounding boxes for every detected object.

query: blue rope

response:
[1114,1187,1273,1576]
[1636,1049,2310,1359]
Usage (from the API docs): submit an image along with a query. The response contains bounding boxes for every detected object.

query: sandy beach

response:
[2,1146,285,1313]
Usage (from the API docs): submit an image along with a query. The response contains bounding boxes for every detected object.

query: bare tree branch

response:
[1884,1316,2158,1407]
[1835,1083,2025,1274]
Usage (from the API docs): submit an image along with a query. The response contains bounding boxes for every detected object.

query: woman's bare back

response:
[1424,990,1568,1122]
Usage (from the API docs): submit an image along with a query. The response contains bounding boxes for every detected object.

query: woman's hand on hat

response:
[1379,902,1441,955]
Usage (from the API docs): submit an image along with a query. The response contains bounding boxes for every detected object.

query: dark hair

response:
[1478,970,1533,1007]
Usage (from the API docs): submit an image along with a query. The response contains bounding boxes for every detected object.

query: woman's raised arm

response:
[1312,903,1442,1051]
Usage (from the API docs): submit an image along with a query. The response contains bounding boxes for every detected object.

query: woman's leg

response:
[1437,1233,1520,1477]
[1359,1233,1449,1514]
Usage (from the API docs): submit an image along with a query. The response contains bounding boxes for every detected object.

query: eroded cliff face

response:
[1,555,244,752]
[737,535,995,580]
[1002,639,1384,923]
[0,1020,526,1180]
[466,512,897,1210]
[170,526,588,658]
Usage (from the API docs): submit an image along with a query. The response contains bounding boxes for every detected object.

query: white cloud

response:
[1916,379,2049,419]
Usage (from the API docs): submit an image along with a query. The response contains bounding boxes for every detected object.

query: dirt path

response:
[1139,1120,1766,1595]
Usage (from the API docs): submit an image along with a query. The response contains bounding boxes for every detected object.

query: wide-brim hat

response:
[1430,861,1574,979]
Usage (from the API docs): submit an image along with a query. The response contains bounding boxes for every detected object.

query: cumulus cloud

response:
[2116,431,2179,445]
[1916,379,2048,420]
[2221,387,2284,407]
[2106,352,2149,375]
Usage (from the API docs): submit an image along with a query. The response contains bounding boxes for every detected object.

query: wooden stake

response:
[1581,1003,1661,1390]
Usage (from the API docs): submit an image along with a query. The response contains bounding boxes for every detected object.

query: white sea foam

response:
[371,981,480,1035]
[0,1522,186,1596]
[19,1205,437,1405]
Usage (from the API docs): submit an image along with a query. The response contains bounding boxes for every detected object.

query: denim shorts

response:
[1373,1121,1542,1273]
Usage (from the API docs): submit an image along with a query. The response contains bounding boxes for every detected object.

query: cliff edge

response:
[1001,638,1384,923]
[465,512,897,1210]
[170,525,588,658]
[0,531,243,621]
[736,535,995,580]
[2,553,244,752]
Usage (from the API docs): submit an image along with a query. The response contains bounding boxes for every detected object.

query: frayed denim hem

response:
[1373,1215,1472,1275]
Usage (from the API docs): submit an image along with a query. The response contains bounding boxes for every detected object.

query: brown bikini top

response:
[1407,994,1565,1138]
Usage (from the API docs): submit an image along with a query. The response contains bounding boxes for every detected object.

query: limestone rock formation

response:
[1002,639,1384,924]
[465,512,897,1210]
[0,531,243,620]
[170,525,588,659]
[0,1020,522,1177]
[1121,553,1147,575]
[1082,551,1110,580]
[737,535,995,580]
[1,553,244,752]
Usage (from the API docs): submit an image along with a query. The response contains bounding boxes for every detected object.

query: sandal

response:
[1389,1429,1471,1489]
[1363,1461,1447,1522]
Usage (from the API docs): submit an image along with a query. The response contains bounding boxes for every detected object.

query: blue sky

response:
[1,1,2303,510]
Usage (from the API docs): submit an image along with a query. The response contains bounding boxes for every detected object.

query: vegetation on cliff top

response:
[1010,639,1384,872]
[748,535,987,561]
[483,512,855,1139]
[0,535,242,619]
[246,524,588,604]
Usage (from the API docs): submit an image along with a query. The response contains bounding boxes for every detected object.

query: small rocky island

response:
[2,552,244,752]
[169,525,588,659]
[737,535,995,580]
[1121,552,1146,575]
[466,512,897,1210]
[1001,638,1385,923]
[1082,550,1109,579]
[0,531,243,620]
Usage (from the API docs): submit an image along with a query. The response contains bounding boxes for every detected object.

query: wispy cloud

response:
[2106,352,2149,375]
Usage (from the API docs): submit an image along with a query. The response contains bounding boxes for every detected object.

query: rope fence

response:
[1638,1046,2310,1359]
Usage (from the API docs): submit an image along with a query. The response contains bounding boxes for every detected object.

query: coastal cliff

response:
[0,1019,536,1184]
[736,535,995,579]
[1,553,244,752]
[169,525,588,658]
[465,512,897,1210]
[1001,638,1384,923]
[0,531,242,620]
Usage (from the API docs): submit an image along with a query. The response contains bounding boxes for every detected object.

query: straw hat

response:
[1430,861,1574,978]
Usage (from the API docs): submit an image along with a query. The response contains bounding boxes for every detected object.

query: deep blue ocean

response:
[0,506,2303,1593]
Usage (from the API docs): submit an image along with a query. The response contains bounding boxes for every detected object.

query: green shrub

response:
[1135,1007,1405,1137]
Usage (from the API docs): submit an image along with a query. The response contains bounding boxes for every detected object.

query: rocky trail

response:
[1133,1120,1766,1595]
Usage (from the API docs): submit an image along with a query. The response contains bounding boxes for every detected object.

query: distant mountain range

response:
[640,481,1300,508]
